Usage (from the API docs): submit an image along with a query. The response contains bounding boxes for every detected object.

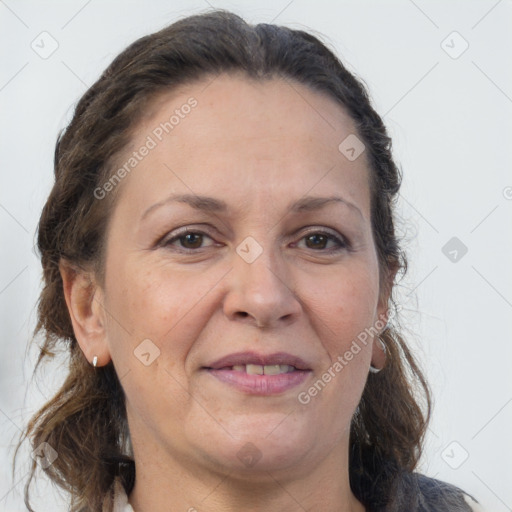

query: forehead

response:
[112,73,371,219]
[142,73,363,153]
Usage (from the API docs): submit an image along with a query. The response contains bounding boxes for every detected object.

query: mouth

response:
[230,364,297,375]
[205,351,311,371]
[203,352,312,395]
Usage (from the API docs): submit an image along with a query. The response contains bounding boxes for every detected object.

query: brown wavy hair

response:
[14,9,431,511]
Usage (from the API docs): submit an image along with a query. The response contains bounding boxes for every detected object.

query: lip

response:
[205,351,311,371]
[203,351,312,396]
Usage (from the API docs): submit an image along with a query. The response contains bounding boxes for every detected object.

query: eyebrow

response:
[141,194,228,220]
[290,196,363,219]
[141,193,363,220]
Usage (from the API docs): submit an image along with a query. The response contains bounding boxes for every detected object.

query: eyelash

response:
[294,230,349,252]
[160,227,350,253]
[161,228,218,251]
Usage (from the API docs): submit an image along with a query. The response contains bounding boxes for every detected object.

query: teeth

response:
[263,364,284,375]
[232,364,295,375]
[246,364,264,375]
[277,365,296,374]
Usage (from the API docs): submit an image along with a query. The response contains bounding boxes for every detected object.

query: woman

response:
[16,10,481,512]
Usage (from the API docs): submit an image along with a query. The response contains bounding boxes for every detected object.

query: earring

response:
[92,355,98,368]
[369,337,387,374]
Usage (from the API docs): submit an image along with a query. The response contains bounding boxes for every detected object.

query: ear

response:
[59,260,111,367]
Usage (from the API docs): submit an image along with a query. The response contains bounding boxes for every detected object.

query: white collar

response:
[112,477,134,512]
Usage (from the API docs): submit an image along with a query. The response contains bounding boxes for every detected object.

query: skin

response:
[61,73,390,512]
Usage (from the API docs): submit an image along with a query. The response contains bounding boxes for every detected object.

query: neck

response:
[127,436,365,512]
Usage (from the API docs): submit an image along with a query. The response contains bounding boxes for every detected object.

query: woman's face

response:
[99,74,388,479]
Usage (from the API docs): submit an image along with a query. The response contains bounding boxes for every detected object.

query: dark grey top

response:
[381,473,479,512]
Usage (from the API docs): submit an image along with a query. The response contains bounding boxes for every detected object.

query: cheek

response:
[103,259,225,368]
[295,265,378,436]
[103,262,215,423]
[303,259,380,350]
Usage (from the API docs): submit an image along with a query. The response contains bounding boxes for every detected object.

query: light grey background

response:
[1,1,511,510]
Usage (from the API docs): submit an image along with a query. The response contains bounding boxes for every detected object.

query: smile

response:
[204,352,312,395]
[231,364,296,375]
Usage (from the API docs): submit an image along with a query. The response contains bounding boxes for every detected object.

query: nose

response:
[222,247,302,329]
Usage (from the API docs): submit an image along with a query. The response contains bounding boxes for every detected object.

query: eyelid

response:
[159,226,217,249]
[295,226,350,248]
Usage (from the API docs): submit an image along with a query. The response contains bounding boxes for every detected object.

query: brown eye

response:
[305,233,329,249]
[296,230,348,252]
[162,230,215,251]
[178,233,204,249]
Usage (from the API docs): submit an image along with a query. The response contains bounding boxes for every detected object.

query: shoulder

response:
[390,473,484,512]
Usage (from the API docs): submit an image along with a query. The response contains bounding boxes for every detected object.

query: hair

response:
[15,9,431,512]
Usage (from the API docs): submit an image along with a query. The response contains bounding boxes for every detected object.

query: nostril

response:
[236,311,249,318]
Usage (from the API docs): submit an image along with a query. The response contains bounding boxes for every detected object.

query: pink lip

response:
[205,351,311,370]
[207,368,310,395]
[203,351,312,396]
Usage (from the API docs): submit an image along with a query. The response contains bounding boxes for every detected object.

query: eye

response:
[295,230,348,251]
[304,233,330,249]
[163,230,215,250]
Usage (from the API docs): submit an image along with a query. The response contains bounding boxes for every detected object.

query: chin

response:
[189,411,323,477]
